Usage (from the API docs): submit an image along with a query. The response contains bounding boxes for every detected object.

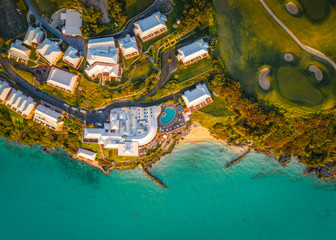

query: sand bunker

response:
[284,53,294,62]
[286,2,299,15]
[258,68,271,90]
[309,65,323,81]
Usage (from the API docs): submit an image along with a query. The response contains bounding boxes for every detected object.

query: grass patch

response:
[174,58,213,83]
[199,95,233,117]
[298,0,330,21]
[277,66,323,106]
[30,0,63,17]
[126,0,155,19]
[130,62,154,82]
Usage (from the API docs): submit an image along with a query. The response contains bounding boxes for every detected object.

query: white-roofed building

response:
[33,105,63,130]
[118,142,139,157]
[177,39,209,66]
[23,26,44,48]
[62,46,82,68]
[134,12,167,42]
[86,37,118,65]
[61,9,82,36]
[46,66,79,93]
[37,38,63,65]
[118,34,140,59]
[76,148,97,161]
[8,40,31,63]
[85,37,121,83]
[0,80,12,104]
[85,63,122,83]
[5,89,37,119]
[83,105,161,157]
[182,83,213,112]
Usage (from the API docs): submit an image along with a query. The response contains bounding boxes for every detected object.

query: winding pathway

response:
[259,0,336,70]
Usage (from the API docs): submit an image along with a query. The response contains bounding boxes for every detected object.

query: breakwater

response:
[140,163,167,189]
[225,148,251,168]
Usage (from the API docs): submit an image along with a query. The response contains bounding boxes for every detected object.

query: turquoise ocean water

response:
[1,138,336,240]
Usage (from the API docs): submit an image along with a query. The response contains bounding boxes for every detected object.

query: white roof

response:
[83,128,105,139]
[0,81,12,101]
[6,89,35,116]
[182,84,212,108]
[76,148,97,161]
[87,37,118,65]
[85,63,121,78]
[118,141,139,157]
[47,67,78,92]
[8,40,31,61]
[134,12,167,39]
[35,105,62,123]
[63,46,81,66]
[37,38,62,64]
[62,9,82,36]
[23,27,44,47]
[177,39,209,64]
[118,34,139,56]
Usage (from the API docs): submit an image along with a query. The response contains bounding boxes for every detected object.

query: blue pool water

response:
[160,107,176,124]
[1,138,336,239]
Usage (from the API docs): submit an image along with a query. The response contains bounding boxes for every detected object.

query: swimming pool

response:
[160,107,176,125]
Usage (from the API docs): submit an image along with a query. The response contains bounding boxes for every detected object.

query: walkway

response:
[259,0,336,70]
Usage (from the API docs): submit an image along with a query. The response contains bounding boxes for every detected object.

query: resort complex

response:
[0,0,222,174]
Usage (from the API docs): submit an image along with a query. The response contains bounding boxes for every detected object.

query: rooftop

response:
[87,37,118,65]
[76,148,97,161]
[0,81,12,101]
[62,9,82,36]
[134,12,167,39]
[182,84,212,108]
[63,46,81,66]
[34,105,62,123]
[8,39,31,61]
[37,38,62,64]
[85,63,121,78]
[23,26,44,47]
[47,67,78,92]
[118,34,139,56]
[177,39,209,64]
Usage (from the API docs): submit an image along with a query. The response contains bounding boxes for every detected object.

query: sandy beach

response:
[179,123,249,155]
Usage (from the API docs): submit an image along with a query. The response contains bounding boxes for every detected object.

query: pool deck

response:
[158,104,186,133]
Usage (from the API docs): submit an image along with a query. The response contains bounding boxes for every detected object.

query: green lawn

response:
[125,0,155,19]
[199,96,233,117]
[130,62,154,82]
[30,0,64,17]
[174,58,213,83]
[298,0,329,21]
[214,0,336,110]
[277,66,323,106]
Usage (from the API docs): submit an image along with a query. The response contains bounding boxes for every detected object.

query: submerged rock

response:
[278,153,291,167]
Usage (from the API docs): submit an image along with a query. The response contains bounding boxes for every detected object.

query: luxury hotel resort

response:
[81,83,213,160]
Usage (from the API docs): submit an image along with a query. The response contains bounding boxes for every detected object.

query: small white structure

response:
[46,67,79,93]
[8,40,31,62]
[37,38,63,65]
[83,106,161,157]
[23,26,44,47]
[5,89,36,118]
[118,141,139,157]
[86,37,119,65]
[182,84,213,111]
[118,34,140,59]
[177,39,209,66]
[85,63,122,82]
[61,9,82,36]
[133,12,167,42]
[33,105,63,130]
[76,148,97,161]
[63,46,82,68]
[0,80,12,104]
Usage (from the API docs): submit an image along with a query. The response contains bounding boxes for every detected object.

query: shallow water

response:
[1,138,336,240]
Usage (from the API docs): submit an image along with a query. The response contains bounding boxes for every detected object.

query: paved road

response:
[259,0,336,70]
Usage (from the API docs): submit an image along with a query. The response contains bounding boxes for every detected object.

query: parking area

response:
[0,0,26,39]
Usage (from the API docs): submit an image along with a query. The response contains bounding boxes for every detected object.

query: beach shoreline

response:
[178,122,249,156]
